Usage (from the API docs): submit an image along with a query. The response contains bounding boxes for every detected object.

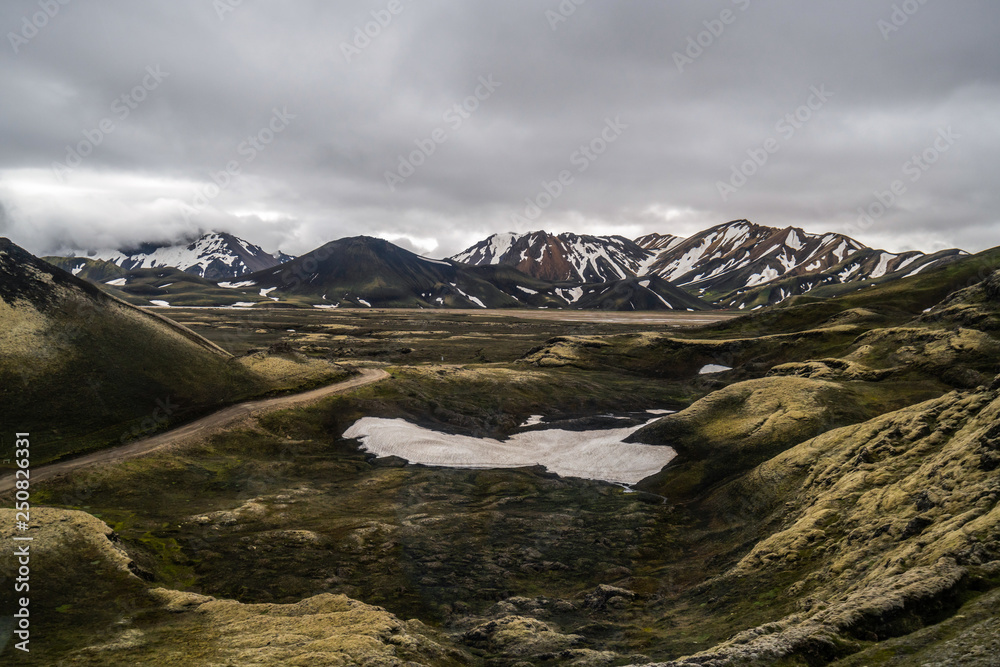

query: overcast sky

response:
[1,1,998,259]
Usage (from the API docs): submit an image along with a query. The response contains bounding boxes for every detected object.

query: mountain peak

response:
[62,231,295,281]
[451,231,651,283]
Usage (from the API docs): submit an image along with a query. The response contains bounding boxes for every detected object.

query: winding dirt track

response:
[0,368,389,494]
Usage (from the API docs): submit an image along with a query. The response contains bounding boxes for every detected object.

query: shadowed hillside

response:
[0,238,295,464]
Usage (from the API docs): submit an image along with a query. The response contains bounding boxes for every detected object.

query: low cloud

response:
[0,1,997,258]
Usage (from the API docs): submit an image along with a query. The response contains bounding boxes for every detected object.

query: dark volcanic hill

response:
[572,275,711,311]
[242,236,525,308]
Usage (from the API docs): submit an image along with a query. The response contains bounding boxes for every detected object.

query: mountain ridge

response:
[53,231,295,281]
[236,235,713,311]
[453,220,966,307]
[42,221,968,310]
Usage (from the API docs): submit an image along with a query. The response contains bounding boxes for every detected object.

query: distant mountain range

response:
[56,231,294,281]
[452,221,967,309]
[177,236,710,311]
[42,220,967,310]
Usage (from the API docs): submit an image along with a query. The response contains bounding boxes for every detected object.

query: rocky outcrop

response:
[629,379,1000,666]
[135,589,464,666]
[0,507,468,666]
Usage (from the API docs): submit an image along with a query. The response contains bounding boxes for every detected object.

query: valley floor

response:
[3,284,1000,665]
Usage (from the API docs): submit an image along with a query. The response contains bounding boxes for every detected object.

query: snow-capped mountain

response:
[715,246,968,309]
[646,220,965,306]
[60,231,295,281]
[450,231,652,283]
[454,221,966,307]
[646,220,865,295]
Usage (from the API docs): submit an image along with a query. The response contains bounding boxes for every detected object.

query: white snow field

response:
[698,364,732,374]
[343,417,676,485]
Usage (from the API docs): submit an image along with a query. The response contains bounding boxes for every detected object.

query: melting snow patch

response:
[558,287,584,303]
[220,280,257,289]
[905,262,934,278]
[746,267,779,287]
[648,290,673,309]
[260,287,277,297]
[149,300,170,307]
[105,278,128,286]
[520,415,544,427]
[646,409,673,415]
[870,252,896,279]
[343,417,676,485]
[313,304,339,309]
[699,364,732,374]
[71,266,84,276]
[231,302,256,308]
[358,298,372,307]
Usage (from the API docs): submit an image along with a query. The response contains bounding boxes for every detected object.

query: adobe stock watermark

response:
[849,126,959,235]
[673,0,751,73]
[717,84,833,202]
[213,0,245,21]
[7,0,72,55]
[181,107,295,222]
[119,397,180,444]
[510,116,627,225]
[384,75,501,192]
[340,0,411,63]
[51,65,169,182]
[878,0,931,40]
[546,0,586,31]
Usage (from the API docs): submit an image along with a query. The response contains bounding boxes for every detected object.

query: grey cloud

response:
[0,0,997,259]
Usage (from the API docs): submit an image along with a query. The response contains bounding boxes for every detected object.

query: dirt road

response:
[0,368,389,494]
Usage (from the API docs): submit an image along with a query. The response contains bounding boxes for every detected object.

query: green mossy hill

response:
[628,377,1000,666]
[0,239,283,465]
[628,376,883,500]
[518,326,861,379]
[918,267,1000,332]
[0,508,468,666]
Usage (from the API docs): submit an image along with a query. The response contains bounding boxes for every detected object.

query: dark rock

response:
[914,491,936,512]
[583,584,636,610]
[901,515,934,539]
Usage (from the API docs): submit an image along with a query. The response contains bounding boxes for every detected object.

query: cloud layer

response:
[1,0,998,257]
